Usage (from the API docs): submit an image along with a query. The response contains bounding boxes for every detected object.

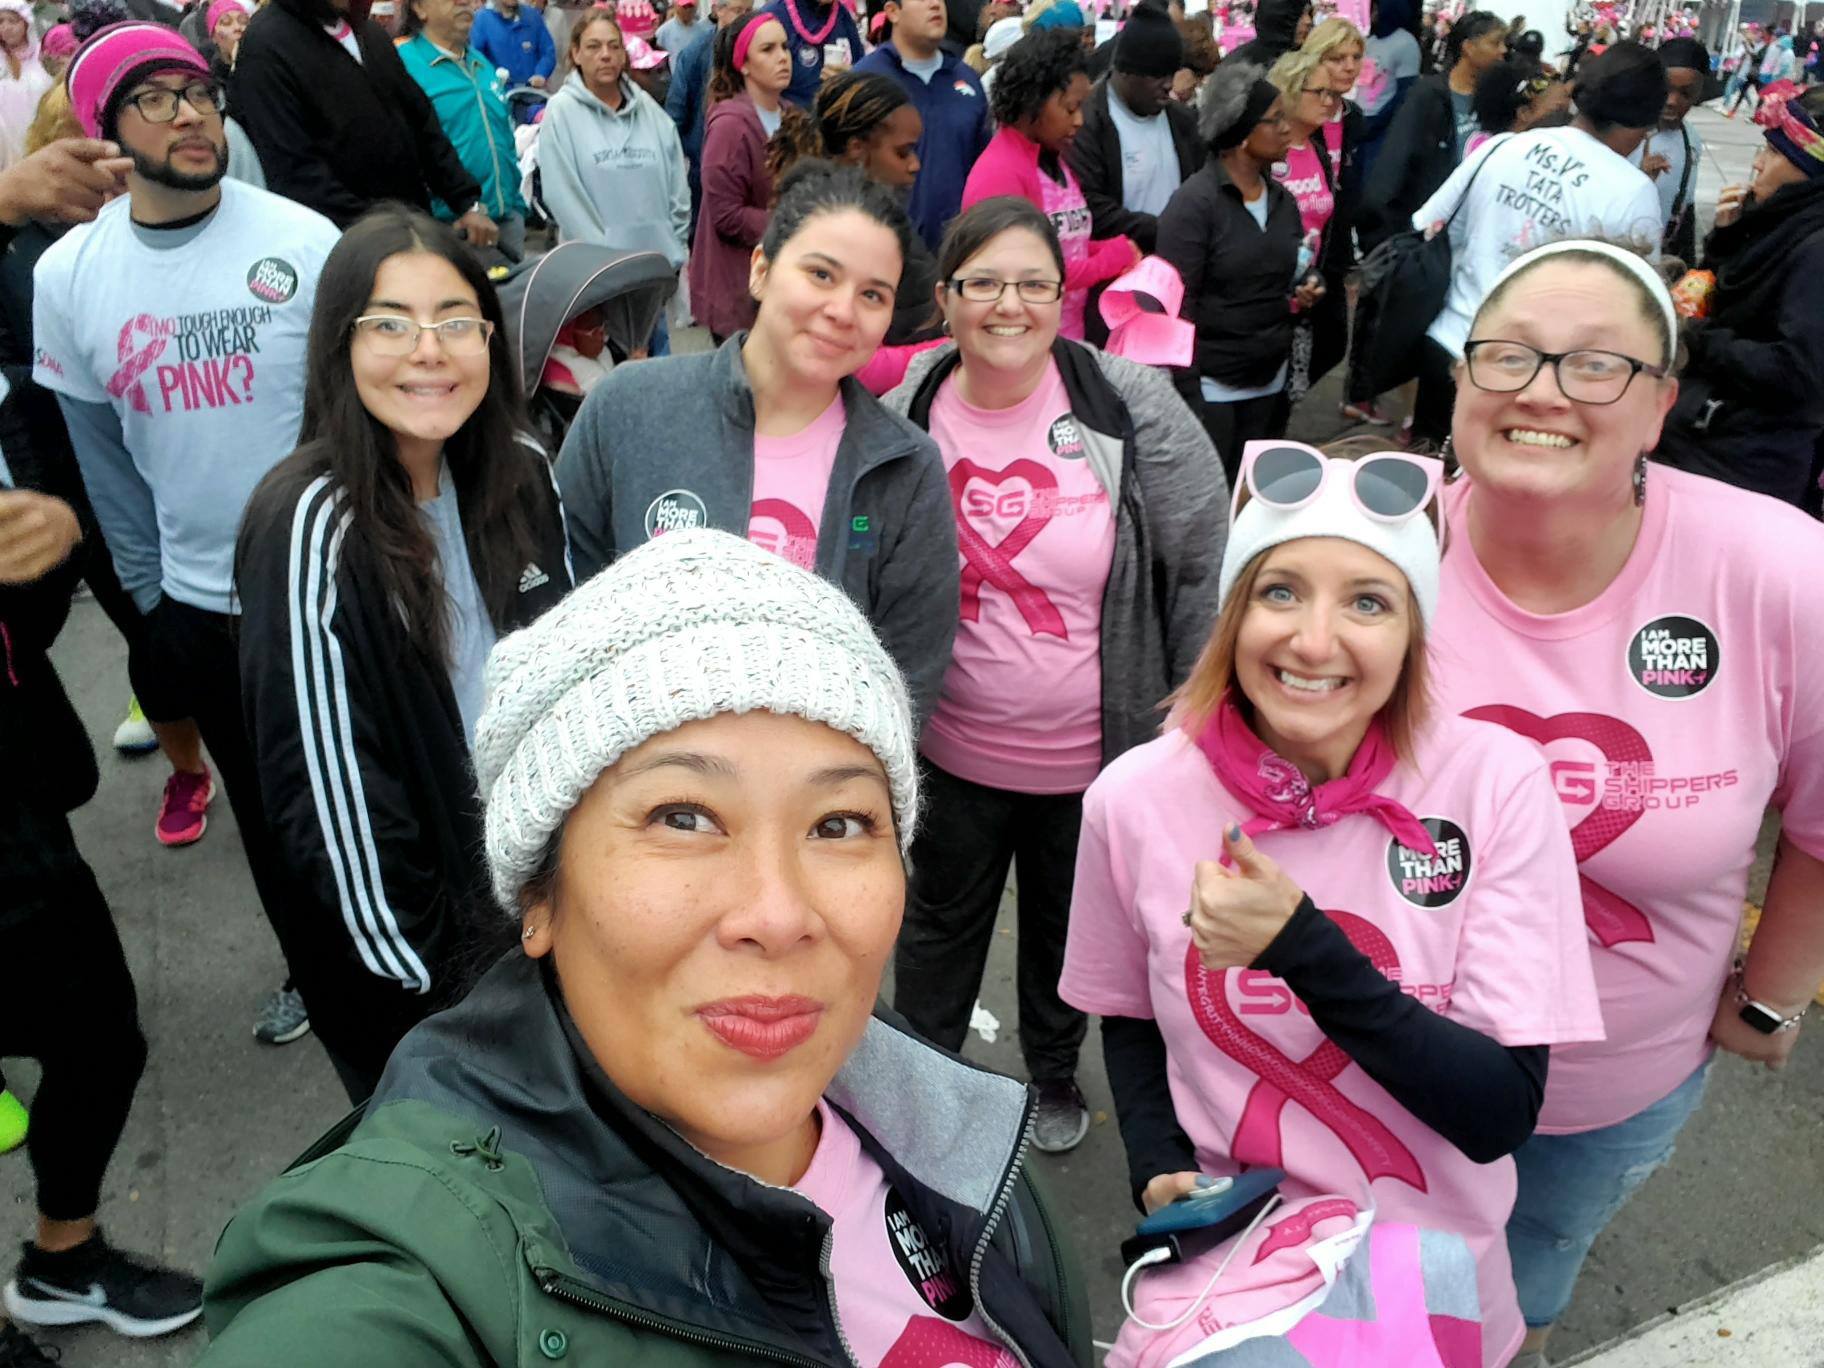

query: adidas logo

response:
[518,563,549,593]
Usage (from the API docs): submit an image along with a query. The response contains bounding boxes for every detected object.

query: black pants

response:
[893,762,1087,1084]
[80,531,187,723]
[1412,337,1458,449]
[150,598,306,982]
[0,851,147,1222]
[297,954,437,1104]
[1199,389,1292,485]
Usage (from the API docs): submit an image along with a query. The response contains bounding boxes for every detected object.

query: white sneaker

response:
[112,697,157,754]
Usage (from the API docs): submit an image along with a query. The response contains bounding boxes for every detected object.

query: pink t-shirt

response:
[1432,468,1824,1134]
[1272,140,1335,277]
[1323,111,1346,179]
[793,1101,1018,1368]
[921,364,1116,794]
[748,396,845,571]
[1039,163,1097,342]
[1060,715,1604,1368]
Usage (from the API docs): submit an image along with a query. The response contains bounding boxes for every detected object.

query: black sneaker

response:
[2,1235,202,1339]
[0,1322,60,1367]
[1031,1079,1090,1154]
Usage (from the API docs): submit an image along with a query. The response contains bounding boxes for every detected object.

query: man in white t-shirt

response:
[36,23,340,1047]
[1405,41,1665,445]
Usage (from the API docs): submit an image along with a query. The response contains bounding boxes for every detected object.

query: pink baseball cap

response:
[613,0,657,38]
[624,33,668,68]
[67,21,212,140]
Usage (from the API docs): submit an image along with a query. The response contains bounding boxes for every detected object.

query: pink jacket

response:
[961,126,1135,339]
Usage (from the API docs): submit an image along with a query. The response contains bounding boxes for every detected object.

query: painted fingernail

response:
[1194,1175,1219,1189]
[1227,823,1242,842]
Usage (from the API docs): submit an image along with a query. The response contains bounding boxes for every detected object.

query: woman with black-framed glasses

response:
[881,195,1227,1155]
[235,206,572,1103]
[1431,238,1824,1367]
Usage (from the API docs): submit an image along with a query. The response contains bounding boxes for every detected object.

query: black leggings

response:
[1412,337,1459,449]
[0,851,147,1222]
[79,527,189,724]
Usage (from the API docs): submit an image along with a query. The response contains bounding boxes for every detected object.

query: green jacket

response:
[200,953,1094,1367]
[396,32,527,222]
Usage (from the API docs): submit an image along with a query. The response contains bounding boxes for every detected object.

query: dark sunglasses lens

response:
[1354,457,1430,517]
[1252,446,1323,505]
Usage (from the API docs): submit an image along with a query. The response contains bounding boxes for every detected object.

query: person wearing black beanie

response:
[1632,35,1710,260]
[1068,0,1204,343]
[1397,37,1664,447]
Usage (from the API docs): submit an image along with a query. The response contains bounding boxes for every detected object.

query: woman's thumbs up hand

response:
[1185,824,1307,973]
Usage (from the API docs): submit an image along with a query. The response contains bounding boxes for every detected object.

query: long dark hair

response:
[291,207,543,664]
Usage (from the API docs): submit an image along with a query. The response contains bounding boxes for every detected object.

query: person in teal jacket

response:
[399,0,530,258]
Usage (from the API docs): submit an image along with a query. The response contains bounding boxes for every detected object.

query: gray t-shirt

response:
[1107,86,1183,218]
[1450,89,1477,152]
[419,465,498,744]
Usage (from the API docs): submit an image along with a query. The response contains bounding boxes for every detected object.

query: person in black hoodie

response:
[230,0,498,240]
[1223,0,1311,73]
[1067,1,1204,345]
[236,207,571,1102]
[1654,86,1824,509]
[1157,63,1307,479]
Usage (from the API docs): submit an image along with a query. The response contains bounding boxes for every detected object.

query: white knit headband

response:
[1485,239,1678,362]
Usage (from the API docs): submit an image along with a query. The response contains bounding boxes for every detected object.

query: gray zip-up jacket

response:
[556,336,960,728]
[885,339,1228,763]
[538,72,690,270]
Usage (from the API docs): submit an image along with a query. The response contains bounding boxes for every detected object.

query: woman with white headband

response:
[1061,437,1602,1368]
[1429,237,1824,1367]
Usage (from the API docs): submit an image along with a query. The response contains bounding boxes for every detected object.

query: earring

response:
[1633,450,1648,506]
[521,925,537,942]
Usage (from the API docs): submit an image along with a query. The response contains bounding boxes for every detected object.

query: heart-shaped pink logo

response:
[1464,706,1656,947]
[949,458,1066,638]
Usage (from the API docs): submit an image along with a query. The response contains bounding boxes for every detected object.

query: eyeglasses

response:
[947,276,1065,304]
[1301,85,1343,104]
[352,315,496,356]
[1463,340,1666,405]
[1235,441,1443,527]
[121,81,222,124]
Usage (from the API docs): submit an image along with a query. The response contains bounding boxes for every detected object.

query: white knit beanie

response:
[472,529,920,912]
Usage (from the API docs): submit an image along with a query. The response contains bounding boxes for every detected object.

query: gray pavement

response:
[6,103,1817,1368]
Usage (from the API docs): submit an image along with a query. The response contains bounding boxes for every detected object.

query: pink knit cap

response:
[206,0,250,36]
[41,23,79,62]
[66,20,212,140]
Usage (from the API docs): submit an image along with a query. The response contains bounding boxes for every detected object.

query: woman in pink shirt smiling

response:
[1060,438,1603,1368]
[883,197,1225,1156]
[961,28,1139,341]
[1427,239,1824,1367]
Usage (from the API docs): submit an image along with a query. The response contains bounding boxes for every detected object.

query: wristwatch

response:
[1732,957,1811,1035]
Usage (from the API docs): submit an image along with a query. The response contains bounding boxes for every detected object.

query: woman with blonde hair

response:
[1061,435,1603,1367]
[1267,47,1347,402]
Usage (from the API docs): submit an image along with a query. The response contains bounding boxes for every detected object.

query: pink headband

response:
[732,15,777,72]
[67,21,212,140]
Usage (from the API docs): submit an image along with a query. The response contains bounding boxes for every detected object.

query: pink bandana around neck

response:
[1196,695,1438,860]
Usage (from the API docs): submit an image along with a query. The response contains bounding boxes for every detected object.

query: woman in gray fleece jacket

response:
[880,196,1230,1155]
[555,162,959,730]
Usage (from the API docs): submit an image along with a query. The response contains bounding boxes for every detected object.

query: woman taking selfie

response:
[963,28,1139,342]
[236,207,571,1103]
[557,161,959,728]
[690,9,801,343]
[1158,64,1308,479]
[536,7,689,355]
[883,197,1225,1154]
[202,530,1092,1368]
[1061,438,1604,1368]
[1429,238,1824,1366]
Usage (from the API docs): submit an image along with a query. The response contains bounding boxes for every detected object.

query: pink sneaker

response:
[1340,399,1396,426]
[156,767,214,847]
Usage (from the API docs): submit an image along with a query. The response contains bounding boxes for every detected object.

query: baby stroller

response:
[498,242,678,451]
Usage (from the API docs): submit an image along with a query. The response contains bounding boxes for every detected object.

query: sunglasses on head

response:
[1234,442,1443,529]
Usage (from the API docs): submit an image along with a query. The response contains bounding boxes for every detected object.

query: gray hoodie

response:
[537,71,690,269]
[556,337,960,729]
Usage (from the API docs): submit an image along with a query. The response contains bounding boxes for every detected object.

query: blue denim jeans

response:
[1505,1060,1712,1327]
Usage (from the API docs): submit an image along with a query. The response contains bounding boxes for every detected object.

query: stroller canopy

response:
[498,244,678,399]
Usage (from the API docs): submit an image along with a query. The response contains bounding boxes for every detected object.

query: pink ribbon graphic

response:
[106,314,169,416]
[1186,910,1429,1193]
[750,497,819,570]
[1253,1196,1362,1264]
[949,458,1066,639]
[881,1316,1017,1368]
[1464,705,1656,948]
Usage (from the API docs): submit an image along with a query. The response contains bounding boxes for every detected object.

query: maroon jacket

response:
[689,93,772,339]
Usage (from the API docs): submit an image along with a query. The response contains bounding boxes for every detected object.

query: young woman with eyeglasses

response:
[1059,435,1602,1368]
[1429,239,1824,1367]
[235,206,572,1103]
[882,196,1226,1156]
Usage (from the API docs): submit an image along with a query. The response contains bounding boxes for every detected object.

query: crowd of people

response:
[0,0,1821,1366]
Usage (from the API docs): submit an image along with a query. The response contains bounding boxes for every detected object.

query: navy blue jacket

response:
[664,23,716,167]
[854,41,990,249]
[760,0,864,108]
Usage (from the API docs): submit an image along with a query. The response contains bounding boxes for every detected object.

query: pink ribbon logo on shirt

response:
[1464,705,1656,948]
[881,1315,1018,1368]
[949,459,1067,639]
[1185,910,1429,1192]
[750,498,819,570]
[106,313,170,415]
